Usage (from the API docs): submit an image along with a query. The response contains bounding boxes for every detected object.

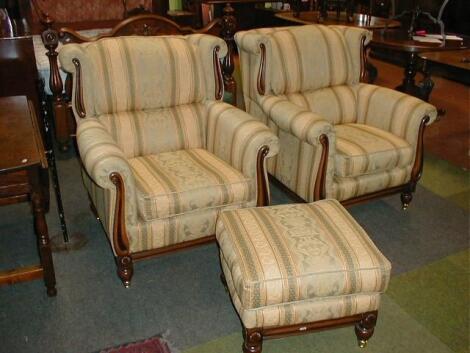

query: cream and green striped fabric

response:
[356,83,437,145]
[235,25,371,97]
[82,168,251,253]
[217,200,391,328]
[205,100,280,181]
[59,35,227,118]
[97,103,206,159]
[129,149,251,221]
[330,166,412,201]
[335,123,413,178]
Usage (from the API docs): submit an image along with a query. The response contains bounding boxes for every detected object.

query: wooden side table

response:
[0,96,57,296]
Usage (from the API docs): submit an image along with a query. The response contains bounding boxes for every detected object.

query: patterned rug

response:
[98,335,176,353]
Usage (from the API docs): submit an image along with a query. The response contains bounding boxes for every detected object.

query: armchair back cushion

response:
[72,36,206,115]
[236,25,371,97]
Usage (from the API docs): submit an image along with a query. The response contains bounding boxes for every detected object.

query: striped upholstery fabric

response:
[335,124,413,178]
[235,24,438,203]
[217,200,391,328]
[97,103,206,158]
[82,168,251,253]
[356,83,437,145]
[59,35,214,117]
[129,149,251,221]
[286,85,358,125]
[331,166,412,201]
[235,25,371,96]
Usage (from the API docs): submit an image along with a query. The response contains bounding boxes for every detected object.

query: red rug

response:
[98,335,175,353]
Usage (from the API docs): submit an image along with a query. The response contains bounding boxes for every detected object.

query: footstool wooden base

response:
[216,200,391,353]
[242,311,377,353]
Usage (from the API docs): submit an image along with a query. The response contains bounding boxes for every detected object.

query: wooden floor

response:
[371,58,469,170]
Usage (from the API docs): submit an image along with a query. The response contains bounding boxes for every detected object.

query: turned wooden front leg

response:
[243,328,263,353]
[29,167,57,296]
[355,311,377,348]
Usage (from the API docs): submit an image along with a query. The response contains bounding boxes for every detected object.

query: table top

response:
[0,96,46,174]
[275,11,401,29]
[419,49,470,72]
[371,30,469,53]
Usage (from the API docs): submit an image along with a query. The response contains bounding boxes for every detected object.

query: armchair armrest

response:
[205,101,279,204]
[357,84,438,146]
[76,119,137,225]
[259,95,333,146]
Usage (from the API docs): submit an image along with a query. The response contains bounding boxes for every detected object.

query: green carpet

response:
[421,154,470,210]
[184,251,470,353]
[387,250,470,353]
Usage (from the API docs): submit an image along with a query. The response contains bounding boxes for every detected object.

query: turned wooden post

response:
[41,16,70,151]
[221,2,237,105]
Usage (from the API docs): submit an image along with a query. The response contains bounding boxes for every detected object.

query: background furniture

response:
[59,34,279,286]
[236,24,437,207]
[370,29,469,101]
[217,200,391,352]
[275,11,400,29]
[419,49,470,85]
[0,34,71,243]
[0,96,56,296]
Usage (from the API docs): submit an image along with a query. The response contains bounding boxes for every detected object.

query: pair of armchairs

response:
[59,24,436,286]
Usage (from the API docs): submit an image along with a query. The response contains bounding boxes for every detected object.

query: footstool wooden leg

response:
[243,328,263,353]
[355,312,377,348]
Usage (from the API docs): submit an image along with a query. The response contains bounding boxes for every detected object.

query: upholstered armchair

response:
[236,25,437,207]
[59,34,279,286]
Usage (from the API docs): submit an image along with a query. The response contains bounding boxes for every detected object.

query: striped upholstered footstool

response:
[216,200,391,353]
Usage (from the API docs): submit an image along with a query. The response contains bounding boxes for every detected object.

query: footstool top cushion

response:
[216,199,391,310]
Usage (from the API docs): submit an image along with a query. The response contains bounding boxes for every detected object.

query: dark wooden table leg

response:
[29,167,57,297]
[396,52,434,101]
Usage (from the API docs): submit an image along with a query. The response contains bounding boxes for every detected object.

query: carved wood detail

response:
[257,43,266,95]
[71,58,86,118]
[313,134,329,201]
[256,145,270,207]
[213,46,224,100]
[220,3,237,104]
[239,310,379,352]
[109,172,130,257]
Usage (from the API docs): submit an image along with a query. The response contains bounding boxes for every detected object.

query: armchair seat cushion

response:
[129,148,252,221]
[335,124,413,178]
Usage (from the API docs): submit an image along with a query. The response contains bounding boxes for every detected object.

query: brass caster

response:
[358,339,367,348]
[357,340,367,348]
[402,203,409,211]
[123,281,131,289]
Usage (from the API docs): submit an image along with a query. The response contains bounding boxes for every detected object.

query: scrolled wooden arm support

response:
[257,43,266,95]
[256,145,270,207]
[410,115,430,183]
[109,172,130,257]
[213,46,224,100]
[313,134,329,201]
[109,172,133,287]
[71,58,86,118]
